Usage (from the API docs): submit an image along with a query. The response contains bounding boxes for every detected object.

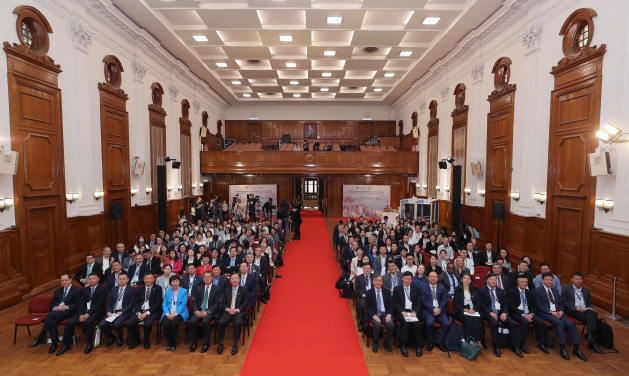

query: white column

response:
[467,60,484,207]
[439,81,450,200]
[130,53,150,206]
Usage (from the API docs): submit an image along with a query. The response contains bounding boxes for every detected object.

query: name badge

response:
[86,302,91,310]
[433,299,438,308]
[170,306,177,314]
[405,300,412,309]
[142,302,149,310]
[550,303,556,312]
[495,302,501,311]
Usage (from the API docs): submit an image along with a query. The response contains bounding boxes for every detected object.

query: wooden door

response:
[319,177,327,216]
[246,123,261,143]
[28,206,57,286]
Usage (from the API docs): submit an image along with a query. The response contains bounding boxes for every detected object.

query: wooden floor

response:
[324,218,629,375]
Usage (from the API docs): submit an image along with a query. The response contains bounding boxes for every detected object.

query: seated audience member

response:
[143,249,161,275]
[382,260,402,295]
[419,271,450,352]
[222,247,242,275]
[394,247,407,271]
[211,264,229,290]
[28,274,82,353]
[437,249,449,271]
[105,260,124,293]
[508,274,546,355]
[453,256,470,280]
[126,273,163,350]
[498,247,512,272]
[189,271,222,353]
[95,247,112,277]
[128,253,148,287]
[253,247,270,303]
[99,272,136,348]
[479,241,498,266]
[355,261,376,332]
[425,234,439,254]
[562,272,605,354]
[508,260,535,290]
[532,272,587,361]
[490,263,509,291]
[74,253,103,287]
[520,255,536,280]
[342,241,359,271]
[438,262,459,299]
[349,248,364,281]
[437,238,454,259]
[412,244,424,266]
[217,273,248,356]
[479,273,521,357]
[238,261,257,309]
[164,250,182,274]
[56,273,106,356]
[425,254,443,276]
[113,243,129,264]
[534,263,561,293]
[182,248,201,271]
[156,264,174,297]
[401,253,417,275]
[197,254,213,276]
[373,246,389,276]
[121,249,136,272]
[366,275,395,353]
[209,248,222,267]
[182,263,203,300]
[460,245,475,274]
[454,273,484,348]
[161,275,189,351]
[393,271,423,357]
[412,264,429,288]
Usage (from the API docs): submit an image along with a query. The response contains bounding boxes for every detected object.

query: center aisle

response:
[241,211,367,376]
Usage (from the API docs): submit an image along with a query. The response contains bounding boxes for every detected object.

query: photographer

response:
[234,198,244,222]
[263,198,274,221]
[246,194,257,222]
[279,197,290,234]
[193,197,205,224]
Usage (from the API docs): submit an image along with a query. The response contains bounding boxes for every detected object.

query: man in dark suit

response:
[508,260,535,290]
[508,274,547,355]
[381,261,403,295]
[27,274,82,354]
[98,272,136,348]
[290,205,301,240]
[127,253,148,287]
[56,273,107,355]
[419,271,450,352]
[478,273,522,357]
[238,261,257,309]
[252,247,270,303]
[365,274,394,353]
[142,249,161,276]
[478,241,498,266]
[372,246,390,277]
[113,243,129,264]
[355,263,376,332]
[105,260,124,294]
[189,270,222,353]
[222,247,242,275]
[393,271,422,357]
[438,262,460,299]
[342,241,358,272]
[357,230,368,248]
[488,263,509,292]
[73,254,103,287]
[126,273,163,350]
[182,264,203,300]
[562,272,605,354]
[211,264,230,290]
[121,249,136,272]
[532,272,587,361]
[217,273,249,356]
[338,227,351,255]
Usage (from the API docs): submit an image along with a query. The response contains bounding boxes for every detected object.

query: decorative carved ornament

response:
[470,63,483,82]
[419,100,427,114]
[148,82,166,114]
[305,154,315,164]
[180,99,192,127]
[398,120,404,135]
[520,25,542,49]
[169,85,179,101]
[428,100,439,128]
[3,6,60,71]
[201,111,208,128]
[71,22,92,54]
[553,8,606,72]
[133,60,147,82]
[440,84,449,100]
[99,55,127,98]
[451,83,469,116]
[193,99,201,114]
[488,57,516,100]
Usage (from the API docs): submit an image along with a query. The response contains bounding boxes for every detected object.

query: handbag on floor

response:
[498,327,511,348]
[460,336,482,361]
[595,318,619,352]
[335,273,353,298]
[445,323,464,352]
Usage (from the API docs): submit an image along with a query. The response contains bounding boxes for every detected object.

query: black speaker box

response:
[109,202,122,219]
[493,202,504,220]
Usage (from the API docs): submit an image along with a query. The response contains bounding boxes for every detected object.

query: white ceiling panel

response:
[361,10,415,30]
[196,10,263,29]
[257,10,307,29]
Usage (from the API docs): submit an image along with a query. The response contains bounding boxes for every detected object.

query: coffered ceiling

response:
[113,0,504,105]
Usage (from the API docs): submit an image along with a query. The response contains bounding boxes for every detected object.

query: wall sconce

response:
[597,199,614,213]
[93,190,104,200]
[66,193,79,203]
[199,183,204,188]
[192,184,197,190]
[130,188,138,196]
[445,186,450,192]
[422,184,427,190]
[167,185,173,192]
[464,187,471,195]
[177,185,182,191]
[146,187,152,195]
[478,189,485,197]
[534,193,546,204]
[0,198,13,212]
[510,192,520,201]
[436,185,441,191]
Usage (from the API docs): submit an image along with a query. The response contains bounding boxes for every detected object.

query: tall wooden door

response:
[319,178,327,216]
[246,123,261,143]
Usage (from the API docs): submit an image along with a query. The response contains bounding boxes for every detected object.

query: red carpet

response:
[241,211,367,376]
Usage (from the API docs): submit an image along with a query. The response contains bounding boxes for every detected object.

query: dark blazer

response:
[114,251,129,263]
[454,287,482,315]
[74,263,103,286]
[477,286,509,317]
[532,286,564,316]
[478,250,498,265]
[365,287,394,319]
[290,209,302,224]
[107,285,136,316]
[143,256,162,276]
[77,284,107,316]
[221,285,249,313]
[392,284,421,316]
[437,271,461,294]
[561,284,594,314]
[355,272,377,298]
[239,272,257,308]
[105,272,123,294]
[127,263,148,286]
[181,274,203,298]
[222,256,243,275]
[212,275,230,293]
[507,286,537,316]
[508,271,535,291]
[342,246,358,265]
[382,271,403,293]
[132,284,163,316]
[253,256,269,279]
[182,257,201,271]
[425,264,443,276]
[50,285,82,313]
[192,284,221,318]
[357,237,368,247]
[488,273,510,292]
[425,241,439,254]
[419,283,448,317]
[338,234,351,249]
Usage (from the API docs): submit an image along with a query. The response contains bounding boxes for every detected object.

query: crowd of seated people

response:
[334,216,606,361]
[25,213,289,357]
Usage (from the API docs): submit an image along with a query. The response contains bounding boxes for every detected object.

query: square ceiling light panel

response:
[306,10,366,29]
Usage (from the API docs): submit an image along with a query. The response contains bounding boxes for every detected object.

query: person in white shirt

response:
[436,238,454,259]
[459,248,475,275]
[349,248,365,281]
[401,254,417,275]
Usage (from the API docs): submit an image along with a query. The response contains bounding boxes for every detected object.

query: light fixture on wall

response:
[464,187,471,195]
[146,187,152,195]
[167,185,173,192]
[445,186,450,192]
[534,193,546,204]
[596,123,627,143]
[93,190,104,200]
[596,199,614,213]
[177,185,183,191]
[0,198,13,212]
[199,183,204,188]
[192,184,197,190]
[510,192,520,201]
[130,188,138,196]
[422,184,427,190]
[436,185,441,191]
[66,193,79,203]
[478,189,486,197]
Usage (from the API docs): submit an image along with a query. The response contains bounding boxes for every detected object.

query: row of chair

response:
[359,145,396,151]
[225,142,263,151]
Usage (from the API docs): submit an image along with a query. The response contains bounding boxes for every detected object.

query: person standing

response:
[290,205,302,240]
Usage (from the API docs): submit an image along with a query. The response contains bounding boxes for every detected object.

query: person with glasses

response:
[189,271,222,353]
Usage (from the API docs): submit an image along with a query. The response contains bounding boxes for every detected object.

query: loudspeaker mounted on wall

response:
[492,202,504,220]
[109,202,122,219]
[133,159,145,176]
[0,151,18,175]
[588,152,611,176]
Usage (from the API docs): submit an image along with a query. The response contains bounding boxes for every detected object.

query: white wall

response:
[391,0,629,236]
[0,0,229,229]
[226,104,394,121]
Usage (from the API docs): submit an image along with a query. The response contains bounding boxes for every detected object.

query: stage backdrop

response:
[229,184,278,215]
[343,185,391,219]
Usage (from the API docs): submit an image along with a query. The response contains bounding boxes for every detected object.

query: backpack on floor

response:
[445,322,464,353]
[335,273,353,298]
[595,318,619,352]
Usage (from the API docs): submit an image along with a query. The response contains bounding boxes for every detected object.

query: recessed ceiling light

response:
[327,17,343,24]
[216,63,228,67]
[279,35,293,42]
[249,117,258,120]
[422,17,441,25]
[232,81,241,85]
[286,63,297,68]
[321,88,329,91]
[324,51,336,56]
[293,94,301,97]
[193,35,209,42]
[373,88,383,92]
[322,72,332,77]
[384,73,395,77]
[290,81,299,85]
[243,94,251,97]
[399,51,413,57]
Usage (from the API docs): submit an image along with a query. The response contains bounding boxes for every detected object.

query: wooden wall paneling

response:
[389,175,406,208]
[130,204,157,242]
[66,213,107,274]
[4,7,68,295]
[327,176,344,218]
[98,55,131,248]
[276,176,294,211]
